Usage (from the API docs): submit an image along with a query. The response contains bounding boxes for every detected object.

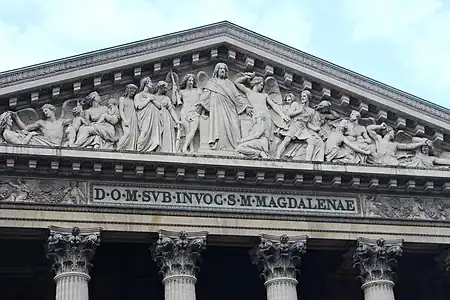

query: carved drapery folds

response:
[353,237,403,287]
[253,233,307,282]
[1,62,449,169]
[152,230,207,279]
[46,226,101,276]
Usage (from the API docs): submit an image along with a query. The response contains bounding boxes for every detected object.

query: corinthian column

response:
[152,230,208,300]
[46,226,101,300]
[353,237,403,300]
[253,234,307,300]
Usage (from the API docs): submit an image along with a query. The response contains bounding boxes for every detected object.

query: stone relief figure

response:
[0,179,30,201]
[2,66,449,170]
[176,73,203,153]
[65,106,89,147]
[325,120,371,163]
[72,92,120,149]
[338,110,373,164]
[154,81,182,153]
[312,100,340,141]
[366,123,427,166]
[134,76,162,152]
[0,111,40,145]
[398,137,450,168]
[236,114,271,158]
[116,84,139,151]
[275,89,324,161]
[61,181,87,204]
[11,103,73,146]
[365,195,450,221]
[197,63,253,151]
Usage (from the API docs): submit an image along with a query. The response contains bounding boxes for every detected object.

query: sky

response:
[0,0,449,109]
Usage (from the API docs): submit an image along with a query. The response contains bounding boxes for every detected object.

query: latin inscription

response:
[91,185,359,215]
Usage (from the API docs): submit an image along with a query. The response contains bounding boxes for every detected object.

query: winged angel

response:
[233,73,290,158]
[0,101,79,146]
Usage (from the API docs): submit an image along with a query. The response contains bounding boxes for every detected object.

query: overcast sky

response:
[0,0,449,109]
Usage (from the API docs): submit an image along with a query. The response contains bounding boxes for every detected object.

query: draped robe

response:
[199,78,249,150]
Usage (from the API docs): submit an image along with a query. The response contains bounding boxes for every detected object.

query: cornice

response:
[0,21,449,123]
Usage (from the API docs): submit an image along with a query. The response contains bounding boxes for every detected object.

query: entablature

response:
[1,145,449,195]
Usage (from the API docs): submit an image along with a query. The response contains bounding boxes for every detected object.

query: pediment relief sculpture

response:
[1,62,449,169]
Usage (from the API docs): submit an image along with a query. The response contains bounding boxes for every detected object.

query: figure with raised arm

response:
[12,104,71,146]
[366,123,427,166]
[177,73,202,153]
[275,90,323,161]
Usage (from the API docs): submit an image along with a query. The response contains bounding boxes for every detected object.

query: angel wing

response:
[196,71,209,90]
[263,77,282,104]
[60,98,80,119]
[13,108,40,131]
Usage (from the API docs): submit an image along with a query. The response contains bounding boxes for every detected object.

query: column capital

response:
[46,226,101,276]
[435,249,450,281]
[152,230,208,279]
[353,237,403,287]
[253,233,307,282]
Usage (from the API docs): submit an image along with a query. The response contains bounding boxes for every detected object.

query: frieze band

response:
[1,177,450,222]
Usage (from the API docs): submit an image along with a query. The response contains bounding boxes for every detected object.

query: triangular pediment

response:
[0,21,449,173]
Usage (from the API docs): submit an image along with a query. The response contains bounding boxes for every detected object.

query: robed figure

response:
[198,63,252,151]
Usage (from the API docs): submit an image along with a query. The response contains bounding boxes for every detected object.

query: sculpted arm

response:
[3,130,37,145]
[288,102,303,118]
[266,96,290,121]
[342,137,371,154]
[12,113,41,132]
[234,76,252,97]
[397,140,426,150]
[432,157,450,166]
[366,124,382,141]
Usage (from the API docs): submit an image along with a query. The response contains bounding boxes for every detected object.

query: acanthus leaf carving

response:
[253,233,307,282]
[152,230,207,279]
[46,226,101,275]
[353,237,403,286]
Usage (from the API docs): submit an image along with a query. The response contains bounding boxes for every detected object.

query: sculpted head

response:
[300,90,312,105]
[72,106,84,117]
[250,76,264,92]
[123,84,138,99]
[381,125,395,140]
[283,92,295,104]
[336,120,347,133]
[42,104,56,118]
[139,76,152,92]
[83,91,101,108]
[349,110,361,122]
[155,81,168,95]
[213,63,228,79]
[315,100,331,112]
[181,74,197,89]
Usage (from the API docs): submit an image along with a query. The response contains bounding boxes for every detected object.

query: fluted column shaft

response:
[152,230,208,300]
[253,234,308,300]
[47,226,101,300]
[353,237,403,300]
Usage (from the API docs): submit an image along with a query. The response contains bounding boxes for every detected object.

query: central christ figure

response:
[198,63,253,151]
